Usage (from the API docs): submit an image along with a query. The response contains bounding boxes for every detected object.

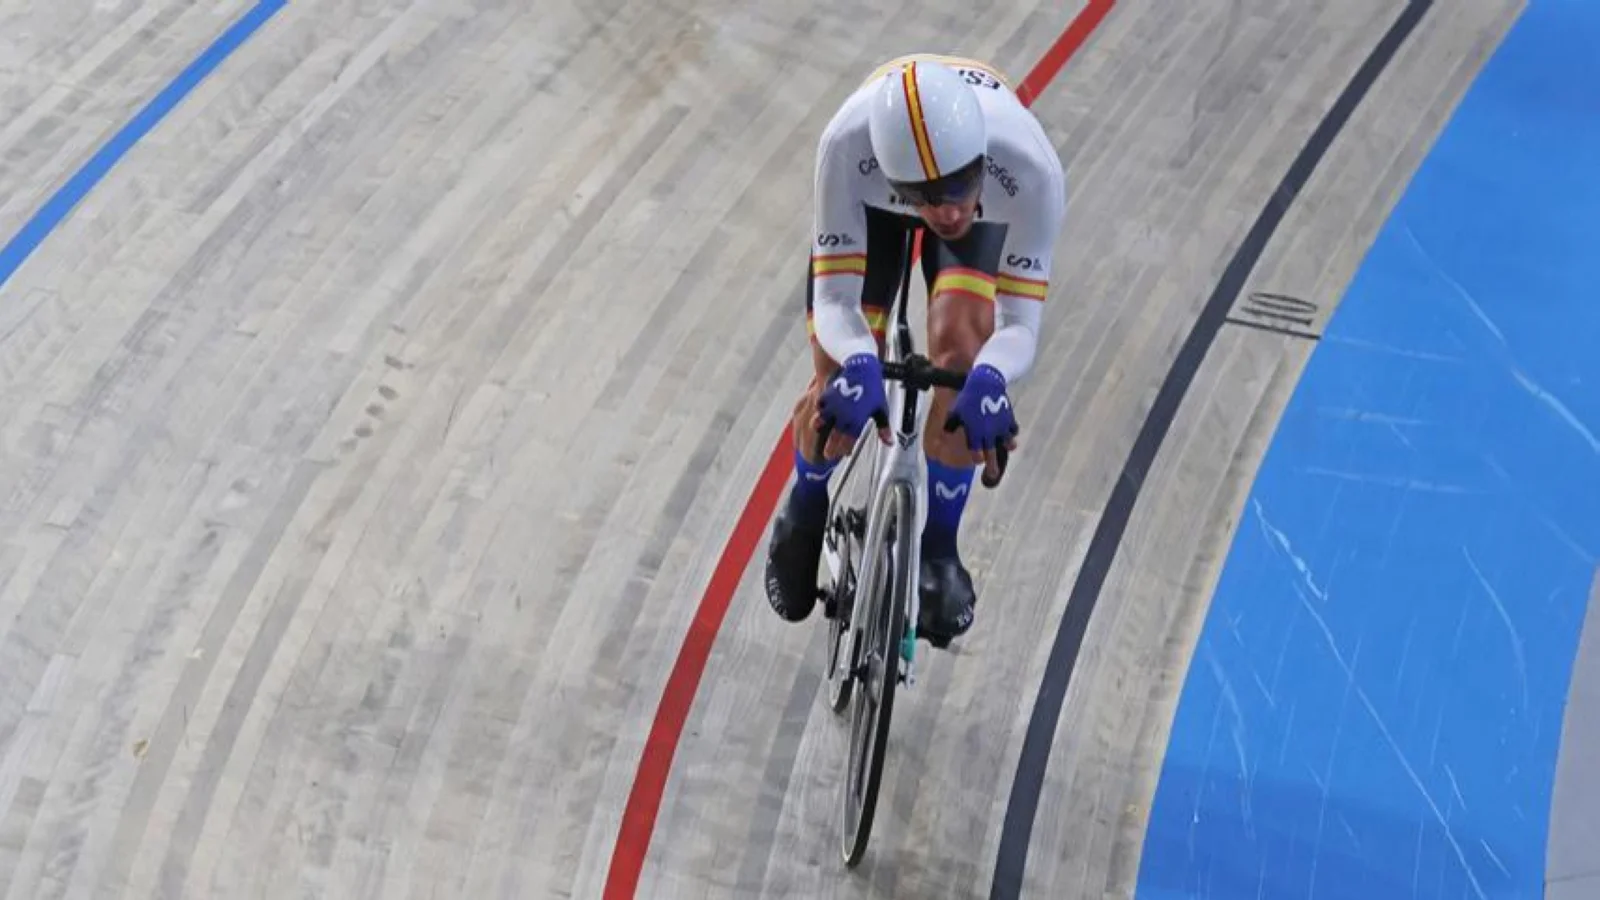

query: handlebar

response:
[812,354,1011,489]
[880,357,967,392]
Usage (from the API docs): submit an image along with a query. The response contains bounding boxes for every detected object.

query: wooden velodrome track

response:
[0,0,1527,897]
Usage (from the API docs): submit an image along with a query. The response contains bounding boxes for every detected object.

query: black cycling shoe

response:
[917,555,977,647]
[764,500,828,622]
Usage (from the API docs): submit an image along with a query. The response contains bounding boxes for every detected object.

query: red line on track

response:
[1017,0,1116,107]
[602,3,1116,895]
[603,442,792,898]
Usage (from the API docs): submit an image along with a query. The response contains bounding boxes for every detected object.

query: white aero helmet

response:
[866,59,987,205]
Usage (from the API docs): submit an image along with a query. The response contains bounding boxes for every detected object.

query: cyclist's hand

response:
[943,364,1019,485]
[813,353,891,459]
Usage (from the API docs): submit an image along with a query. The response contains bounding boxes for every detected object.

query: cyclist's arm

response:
[808,126,879,365]
[976,160,1066,383]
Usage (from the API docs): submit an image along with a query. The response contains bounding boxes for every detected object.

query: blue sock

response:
[787,449,837,525]
[923,457,975,559]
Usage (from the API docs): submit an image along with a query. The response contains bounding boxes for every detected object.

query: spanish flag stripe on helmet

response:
[900,63,940,181]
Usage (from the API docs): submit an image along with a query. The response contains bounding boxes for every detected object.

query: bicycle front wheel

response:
[839,479,914,868]
[822,435,880,714]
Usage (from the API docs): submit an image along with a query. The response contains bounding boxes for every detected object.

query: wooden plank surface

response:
[0,0,1523,897]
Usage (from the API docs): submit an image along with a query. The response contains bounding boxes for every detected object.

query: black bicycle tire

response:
[841,480,912,867]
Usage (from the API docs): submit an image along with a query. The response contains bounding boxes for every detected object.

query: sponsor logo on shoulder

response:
[1006,253,1042,271]
[817,232,856,248]
[985,155,1019,197]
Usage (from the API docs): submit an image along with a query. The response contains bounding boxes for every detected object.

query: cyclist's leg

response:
[915,221,1006,641]
[765,207,904,623]
[921,220,1005,476]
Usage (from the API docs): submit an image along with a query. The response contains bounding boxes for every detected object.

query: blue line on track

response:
[0,0,286,293]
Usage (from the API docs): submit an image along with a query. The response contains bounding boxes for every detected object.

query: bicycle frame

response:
[837,230,934,683]
[825,222,998,864]
[820,225,1006,866]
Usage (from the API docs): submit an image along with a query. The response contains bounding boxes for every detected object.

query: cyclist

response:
[764,55,1067,645]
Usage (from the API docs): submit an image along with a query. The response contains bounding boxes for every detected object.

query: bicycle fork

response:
[897,538,920,688]
[886,387,933,690]
[883,466,928,689]
[843,529,920,690]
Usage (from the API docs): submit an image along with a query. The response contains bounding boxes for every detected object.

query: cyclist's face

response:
[918,193,980,240]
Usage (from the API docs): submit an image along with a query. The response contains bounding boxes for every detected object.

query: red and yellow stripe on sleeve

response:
[930,267,996,304]
[811,251,867,279]
[805,307,887,341]
[997,272,1048,302]
[808,251,884,342]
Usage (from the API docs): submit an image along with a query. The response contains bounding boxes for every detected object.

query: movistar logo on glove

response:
[979,395,1011,416]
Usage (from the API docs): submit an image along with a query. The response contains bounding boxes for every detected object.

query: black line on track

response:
[991,1,1432,895]
[1223,315,1323,341]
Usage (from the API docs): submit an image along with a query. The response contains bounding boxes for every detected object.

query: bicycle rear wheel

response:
[839,479,913,868]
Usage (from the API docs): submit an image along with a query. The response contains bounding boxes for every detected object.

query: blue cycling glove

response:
[817,353,890,440]
[944,364,1018,453]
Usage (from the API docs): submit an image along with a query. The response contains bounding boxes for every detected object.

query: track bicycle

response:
[812,228,1010,868]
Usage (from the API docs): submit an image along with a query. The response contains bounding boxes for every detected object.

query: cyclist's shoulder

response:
[983,92,1062,175]
[815,79,876,159]
[976,135,1064,234]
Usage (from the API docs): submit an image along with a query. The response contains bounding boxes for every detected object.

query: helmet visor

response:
[888,155,985,207]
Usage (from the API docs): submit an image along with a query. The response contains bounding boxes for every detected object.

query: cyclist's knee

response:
[925,409,974,465]
[793,345,834,459]
[927,295,992,372]
[791,382,815,421]
[809,338,841,379]
[924,302,989,465]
